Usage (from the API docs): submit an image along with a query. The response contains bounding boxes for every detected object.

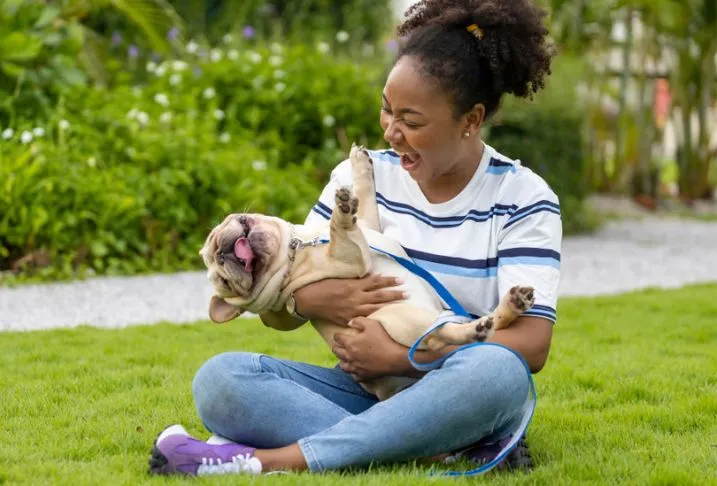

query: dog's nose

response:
[238,215,247,224]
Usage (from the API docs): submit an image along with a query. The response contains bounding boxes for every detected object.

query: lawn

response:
[1,284,716,485]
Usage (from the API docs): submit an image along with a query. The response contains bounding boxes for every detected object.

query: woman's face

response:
[380,56,476,185]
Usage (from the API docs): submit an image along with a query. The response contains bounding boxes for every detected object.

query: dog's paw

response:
[508,286,535,313]
[474,316,494,342]
[333,187,358,227]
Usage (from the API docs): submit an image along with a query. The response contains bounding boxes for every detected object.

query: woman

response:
[150,0,561,476]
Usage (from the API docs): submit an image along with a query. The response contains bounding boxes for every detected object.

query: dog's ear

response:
[208,295,243,323]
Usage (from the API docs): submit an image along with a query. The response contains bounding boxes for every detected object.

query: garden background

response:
[0,0,715,484]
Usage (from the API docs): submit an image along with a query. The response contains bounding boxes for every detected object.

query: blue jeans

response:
[192,344,530,472]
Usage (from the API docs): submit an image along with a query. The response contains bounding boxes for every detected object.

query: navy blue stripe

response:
[489,158,514,168]
[376,192,517,228]
[311,201,332,220]
[530,304,556,314]
[509,200,560,220]
[382,149,399,157]
[498,248,561,262]
[404,247,498,269]
[503,200,561,229]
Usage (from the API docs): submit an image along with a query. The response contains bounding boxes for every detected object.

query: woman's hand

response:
[293,275,406,326]
[331,317,408,381]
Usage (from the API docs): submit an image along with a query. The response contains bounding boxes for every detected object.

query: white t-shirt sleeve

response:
[497,175,562,323]
[304,159,354,226]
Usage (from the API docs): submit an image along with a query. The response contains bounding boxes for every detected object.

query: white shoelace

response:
[196,454,262,475]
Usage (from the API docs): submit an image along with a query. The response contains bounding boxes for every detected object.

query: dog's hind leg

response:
[350,144,380,231]
[424,286,536,349]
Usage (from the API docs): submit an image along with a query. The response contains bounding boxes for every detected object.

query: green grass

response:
[2,284,716,485]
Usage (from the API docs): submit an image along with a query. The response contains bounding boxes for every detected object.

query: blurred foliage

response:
[0,43,385,281]
[168,0,394,46]
[487,56,600,234]
[547,0,717,201]
[0,0,183,122]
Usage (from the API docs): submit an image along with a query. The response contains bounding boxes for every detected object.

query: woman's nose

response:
[383,122,403,145]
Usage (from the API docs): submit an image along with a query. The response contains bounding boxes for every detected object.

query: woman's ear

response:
[464,103,486,136]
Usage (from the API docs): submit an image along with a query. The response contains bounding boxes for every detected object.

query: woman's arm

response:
[396,316,553,375]
[332,315,553,380]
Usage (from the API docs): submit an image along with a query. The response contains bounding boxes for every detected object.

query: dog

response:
[200,145,535,400]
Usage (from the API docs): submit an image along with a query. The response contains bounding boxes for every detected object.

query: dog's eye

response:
[219,277,230,288]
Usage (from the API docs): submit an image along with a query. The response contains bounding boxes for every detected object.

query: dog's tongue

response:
[234,238,254,272]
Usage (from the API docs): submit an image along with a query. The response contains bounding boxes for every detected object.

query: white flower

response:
[336,31,350,43]
[169,73,182,86]
[268,55,283,66]
[228,49,239,60]
[159,112,173,124]
[20,131,33,144]
[362,43,375,57]
[146,61,157,73]
[127,108,138,120]
[132,86,143,97]
[155,64,167,77]
[252,160,267,171]
[87,157,97,168]
[210,48,223,63]
[136,111,150,126]
[270,43,283,53]
[32,127,45,137]
[186,40,199,53]
[154,93,170,107]
[274,82,286,93]
[274,69,285,79]
[317,42,330,54]
[322,115,336,127]
[252,76,265,89]
[219,132,231,143]
[125,147,137,158]
[1,128,13,140]
[223,34,233,44]
[213,109,225,120]
[172,60,188,71]
[203,87,216,99]
[59,120,70,131]
[248,51,262,63]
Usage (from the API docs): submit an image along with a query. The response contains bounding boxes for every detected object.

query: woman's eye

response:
[381,106,392,114]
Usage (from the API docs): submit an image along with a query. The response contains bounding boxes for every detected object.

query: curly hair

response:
[395,0,555,119]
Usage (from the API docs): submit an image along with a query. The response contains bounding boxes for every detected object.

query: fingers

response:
[369,289,407,304]
[363,274,403,291]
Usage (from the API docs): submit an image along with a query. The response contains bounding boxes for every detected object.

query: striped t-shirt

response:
[304,143,562,323]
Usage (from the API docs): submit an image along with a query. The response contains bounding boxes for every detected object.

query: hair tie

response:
[466,24,484,40]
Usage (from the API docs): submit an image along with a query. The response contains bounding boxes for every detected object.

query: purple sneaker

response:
[445,435,534,472]
[148,424,262,476]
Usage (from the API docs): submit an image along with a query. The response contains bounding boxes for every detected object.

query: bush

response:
[486,57,598,234]
[169,0,394,46]
[0,43,387,281]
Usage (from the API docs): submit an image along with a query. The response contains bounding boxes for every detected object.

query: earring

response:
[463,131,470,138]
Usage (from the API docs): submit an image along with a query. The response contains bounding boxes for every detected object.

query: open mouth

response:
[398,151,421,172]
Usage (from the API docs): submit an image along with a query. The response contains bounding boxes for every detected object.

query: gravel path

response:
[2,217,716,332]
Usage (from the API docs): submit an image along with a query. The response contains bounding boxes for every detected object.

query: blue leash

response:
[318,238,537,476]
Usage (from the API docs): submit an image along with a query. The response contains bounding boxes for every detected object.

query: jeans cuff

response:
[297,437,323,472]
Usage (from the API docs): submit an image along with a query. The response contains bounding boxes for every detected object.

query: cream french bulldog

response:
[200,145,535,400]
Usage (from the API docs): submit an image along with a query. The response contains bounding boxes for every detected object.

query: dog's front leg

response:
[349,144,380,231]
[328,187,372,273]
[424,286,536,350]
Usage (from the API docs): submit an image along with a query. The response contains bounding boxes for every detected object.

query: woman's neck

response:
[418,141,485,204]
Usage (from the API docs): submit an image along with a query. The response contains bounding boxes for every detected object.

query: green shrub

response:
[169,0,394,46]
[486,57,598,234]
[0,43,386,281]
[0,1,87,123]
